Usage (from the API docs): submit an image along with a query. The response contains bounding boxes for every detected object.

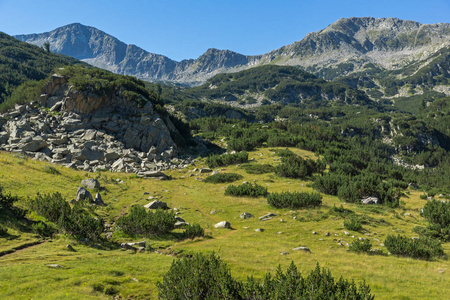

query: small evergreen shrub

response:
[275,155,323,179]
[384,234,444,260]
[183,223,205,239]
[240,163,275,174]
[0,186,25,218]
[267,191,322,209]
[421,200,450,241]
[206,151,248,168]
[224,182,268,197]
[58,206,105,241]
[157,253,375,299]
[344,216,362,231]
[116,205,176,237]
[32,221,56,237]
[27,192,71,223]
[203,173,243,184]
[328,204,354,217]
[349,239,372,253]
[0,224,8,236]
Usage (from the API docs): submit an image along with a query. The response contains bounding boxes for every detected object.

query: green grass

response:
[0,149,449,299]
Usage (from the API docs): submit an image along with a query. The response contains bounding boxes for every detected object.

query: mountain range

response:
[15,17,450,86]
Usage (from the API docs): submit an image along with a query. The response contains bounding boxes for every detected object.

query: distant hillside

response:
[0,31,86,103]
[15,18,450,87]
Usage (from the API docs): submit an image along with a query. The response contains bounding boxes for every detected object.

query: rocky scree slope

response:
[15,18,450,86]
[0,71,194,175]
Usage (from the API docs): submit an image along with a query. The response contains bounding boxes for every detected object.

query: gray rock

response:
[240,212,254,219]
[76,187,93,203]
[259,213,276,221]
[292,246,311,253]
[174,221,189,228]
[361,196,379,204]
[94,193,105,206]
[20,136,48,152]
[255,228,264,232]
[81,178,100,190]
[214,221,231,229]
[66,244,76,252]
[144,200,168,209]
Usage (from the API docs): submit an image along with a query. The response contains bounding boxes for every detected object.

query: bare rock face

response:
[0,72,195,174]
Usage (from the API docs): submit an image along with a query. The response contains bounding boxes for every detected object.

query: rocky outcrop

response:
[0,73,199,173]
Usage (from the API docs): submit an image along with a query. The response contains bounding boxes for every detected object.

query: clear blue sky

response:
[1,0,449,61]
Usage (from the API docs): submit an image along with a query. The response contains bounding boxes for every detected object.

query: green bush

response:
[58,206,105,241]
[0,186,25,218]
[384,234,444,260]
[32,221,57,237]
[203,173,243,184]
[240,163,275,174]
[421,200,450,241]
[183,224,205,240]
[206,151,248,168]
[267,191,322,209]
[275,155,324,179]
[157,252,375,299]
[27,192,71,223]
[0,224,8,236]
[328,204,354,217]
[116,205,176,237]
[349,239,372,253]
[224,182,268,197]
[344,216,363,231]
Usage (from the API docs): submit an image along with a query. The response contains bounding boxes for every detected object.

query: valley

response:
[0,15,449,299]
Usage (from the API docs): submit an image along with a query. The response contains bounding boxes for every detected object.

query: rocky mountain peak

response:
[15,17,450,85]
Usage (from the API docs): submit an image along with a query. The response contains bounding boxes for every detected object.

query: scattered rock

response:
[292,246,311,253]
[46,264,64,269]
[66,244,76,252]
[94,193,105,206]
[240,212,254,219]
[210,210,217,214]
[361,196,379,204]
[81,178,100,190]
[76,187,93,203]
[325,232,330,236]
[312,231,317,235]
[280,252,289,255]
[255,228,264,232]
[214,221,231,229]
[259,213,276,221]
[144,200,168,209]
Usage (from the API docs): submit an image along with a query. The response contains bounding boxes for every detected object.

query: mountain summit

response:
[15,18,450,85]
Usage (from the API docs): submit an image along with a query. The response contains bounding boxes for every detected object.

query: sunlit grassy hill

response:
[0,148,448,299]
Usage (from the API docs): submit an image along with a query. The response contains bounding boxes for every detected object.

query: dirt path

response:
[0,240,45,257]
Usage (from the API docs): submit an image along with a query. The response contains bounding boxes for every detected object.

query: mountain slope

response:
[15,18,450,87]
[0,31,86,103]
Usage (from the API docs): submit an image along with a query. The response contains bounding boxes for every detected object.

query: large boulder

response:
[81,178,101,190]
[214,221,231,229]
[144,200,168,209]
[76,187,93,203]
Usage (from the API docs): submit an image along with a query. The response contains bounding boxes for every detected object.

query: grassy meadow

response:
[0,148,448,299]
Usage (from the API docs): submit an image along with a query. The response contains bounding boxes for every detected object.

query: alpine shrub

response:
[157,253,375,299]
[203,173,243,184]
[27,192,71,223]
[183,223,205,239]
[344,216,363,231]
[267,191,322,209]
[116,205,176,237]
[224,182,268,197]
[240,163,275,174]
[384,234,444,260]
[421,200,450,241]
[349,239,372,253]
[206,151,248,168]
